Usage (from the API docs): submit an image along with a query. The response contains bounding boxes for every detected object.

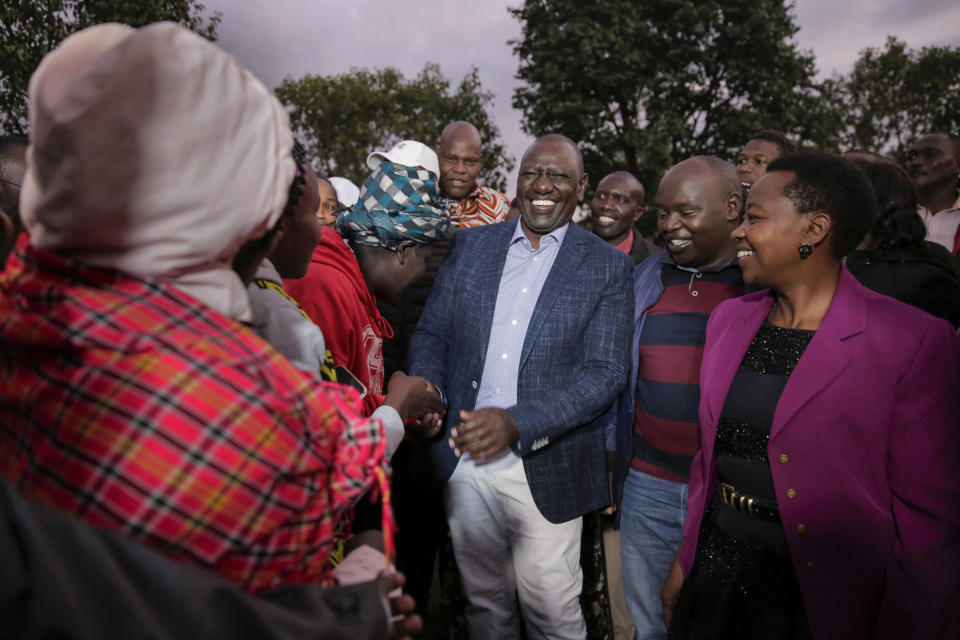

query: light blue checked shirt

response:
[475,220,569,415]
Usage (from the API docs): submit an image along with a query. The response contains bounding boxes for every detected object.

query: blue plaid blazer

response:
[409,220,634,523]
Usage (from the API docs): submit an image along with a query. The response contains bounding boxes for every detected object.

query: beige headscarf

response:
[20,22,294,322]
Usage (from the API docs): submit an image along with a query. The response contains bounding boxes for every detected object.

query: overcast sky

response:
[203,0,960,194]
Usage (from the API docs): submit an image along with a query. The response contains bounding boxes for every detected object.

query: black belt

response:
[719,482,780,523]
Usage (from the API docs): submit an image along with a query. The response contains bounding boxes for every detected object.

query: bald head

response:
[437,121,483,200]
[523,134,584,175]
[686,156,741,197]
[603,171,644,200]
[439,121,481,148]
[655,156,741,269]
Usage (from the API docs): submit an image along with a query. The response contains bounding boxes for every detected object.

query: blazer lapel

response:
[770,268,866,440]
[519,225,586,370]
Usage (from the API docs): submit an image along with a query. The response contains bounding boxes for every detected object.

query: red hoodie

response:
[284,230,393,416]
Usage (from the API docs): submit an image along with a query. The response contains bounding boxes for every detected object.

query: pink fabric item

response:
[20,22,295,321]
[681,266,960,639]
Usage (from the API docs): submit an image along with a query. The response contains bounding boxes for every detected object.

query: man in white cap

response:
[330,176,360,209]
[283,139,449,417]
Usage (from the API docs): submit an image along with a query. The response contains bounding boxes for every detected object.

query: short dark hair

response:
[282,139,308,219]
[767,152,874,259]
[749,129,795,155]
[854,161,925,254]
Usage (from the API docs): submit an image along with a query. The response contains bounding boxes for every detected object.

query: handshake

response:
[382,371,446,440]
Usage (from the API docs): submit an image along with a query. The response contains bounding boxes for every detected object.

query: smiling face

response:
[736,138,783,186]
[315,178,339,228]
[437,123,483,200]
[655,159,739,270]
[590,172,645,244]
[515,137,587,246]
[732,170,815,288]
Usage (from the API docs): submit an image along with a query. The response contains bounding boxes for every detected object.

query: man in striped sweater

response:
[612,156,745,640]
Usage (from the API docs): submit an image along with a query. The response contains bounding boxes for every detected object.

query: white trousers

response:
[444,453,586,640]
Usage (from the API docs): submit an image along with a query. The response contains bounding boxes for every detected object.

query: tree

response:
[510,0,842,191]
[0,0,220,135]
[276,63,514,192]
[838,36,960,159]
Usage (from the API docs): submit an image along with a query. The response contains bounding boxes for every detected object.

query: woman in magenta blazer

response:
[661,153,960,640]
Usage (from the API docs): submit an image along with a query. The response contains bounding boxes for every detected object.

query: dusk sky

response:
[203,0,960,195]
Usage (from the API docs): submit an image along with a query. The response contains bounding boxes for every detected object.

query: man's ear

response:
[726,190,743,224]
[396,245,408,266]
[577,173,589,202]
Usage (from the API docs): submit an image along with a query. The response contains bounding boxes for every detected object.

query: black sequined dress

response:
[670,322,816,640]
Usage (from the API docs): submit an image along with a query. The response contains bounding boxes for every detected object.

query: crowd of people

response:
[0,21,958,640]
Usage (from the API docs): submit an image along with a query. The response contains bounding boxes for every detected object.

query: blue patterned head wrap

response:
[336,162,450,250]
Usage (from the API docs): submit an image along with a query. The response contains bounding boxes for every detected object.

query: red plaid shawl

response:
[0,245,387,593]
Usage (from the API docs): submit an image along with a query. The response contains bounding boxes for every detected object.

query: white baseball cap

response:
[328,176,360,208]
[366,140,439,176]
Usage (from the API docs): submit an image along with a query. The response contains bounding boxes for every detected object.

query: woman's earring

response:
[798,244,813,259]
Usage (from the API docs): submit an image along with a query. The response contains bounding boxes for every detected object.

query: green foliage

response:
[276,63,514,192]
[0,0,220,135]
[510,0,840,192]
[839,36,960,161]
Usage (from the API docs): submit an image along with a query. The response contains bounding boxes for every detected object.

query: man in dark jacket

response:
[590,170,658,264]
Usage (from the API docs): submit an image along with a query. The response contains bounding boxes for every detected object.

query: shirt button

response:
[533,257,538,262]
[786,489,797,499]
[806,561,818,573]
[691,290,699,297]
[502,353,508,359]
[796,524,807,534]
[471,380,478,389]
[495,388,501,394]
[512,319,518,326]
[522,287,528,293]
[779,454,789,463]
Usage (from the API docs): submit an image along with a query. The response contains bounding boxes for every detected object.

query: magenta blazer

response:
[680,266,960,640]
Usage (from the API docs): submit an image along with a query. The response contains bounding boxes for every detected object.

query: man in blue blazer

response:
[409,134,634,640]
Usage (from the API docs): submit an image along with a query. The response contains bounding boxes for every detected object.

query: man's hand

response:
[405,412,443,439]
[449,408,519,461]
[660,555,685,629]
[376,570,422,639]
[601,472,616,516]
[383,372,445,423]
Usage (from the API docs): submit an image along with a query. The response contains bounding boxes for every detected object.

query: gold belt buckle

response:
[720,482,735,507]
[720,481,756,516]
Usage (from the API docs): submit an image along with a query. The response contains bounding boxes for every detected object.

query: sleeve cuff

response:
[371,405,404,461]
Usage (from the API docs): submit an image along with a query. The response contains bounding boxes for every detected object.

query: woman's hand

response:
[660,555,685,629]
